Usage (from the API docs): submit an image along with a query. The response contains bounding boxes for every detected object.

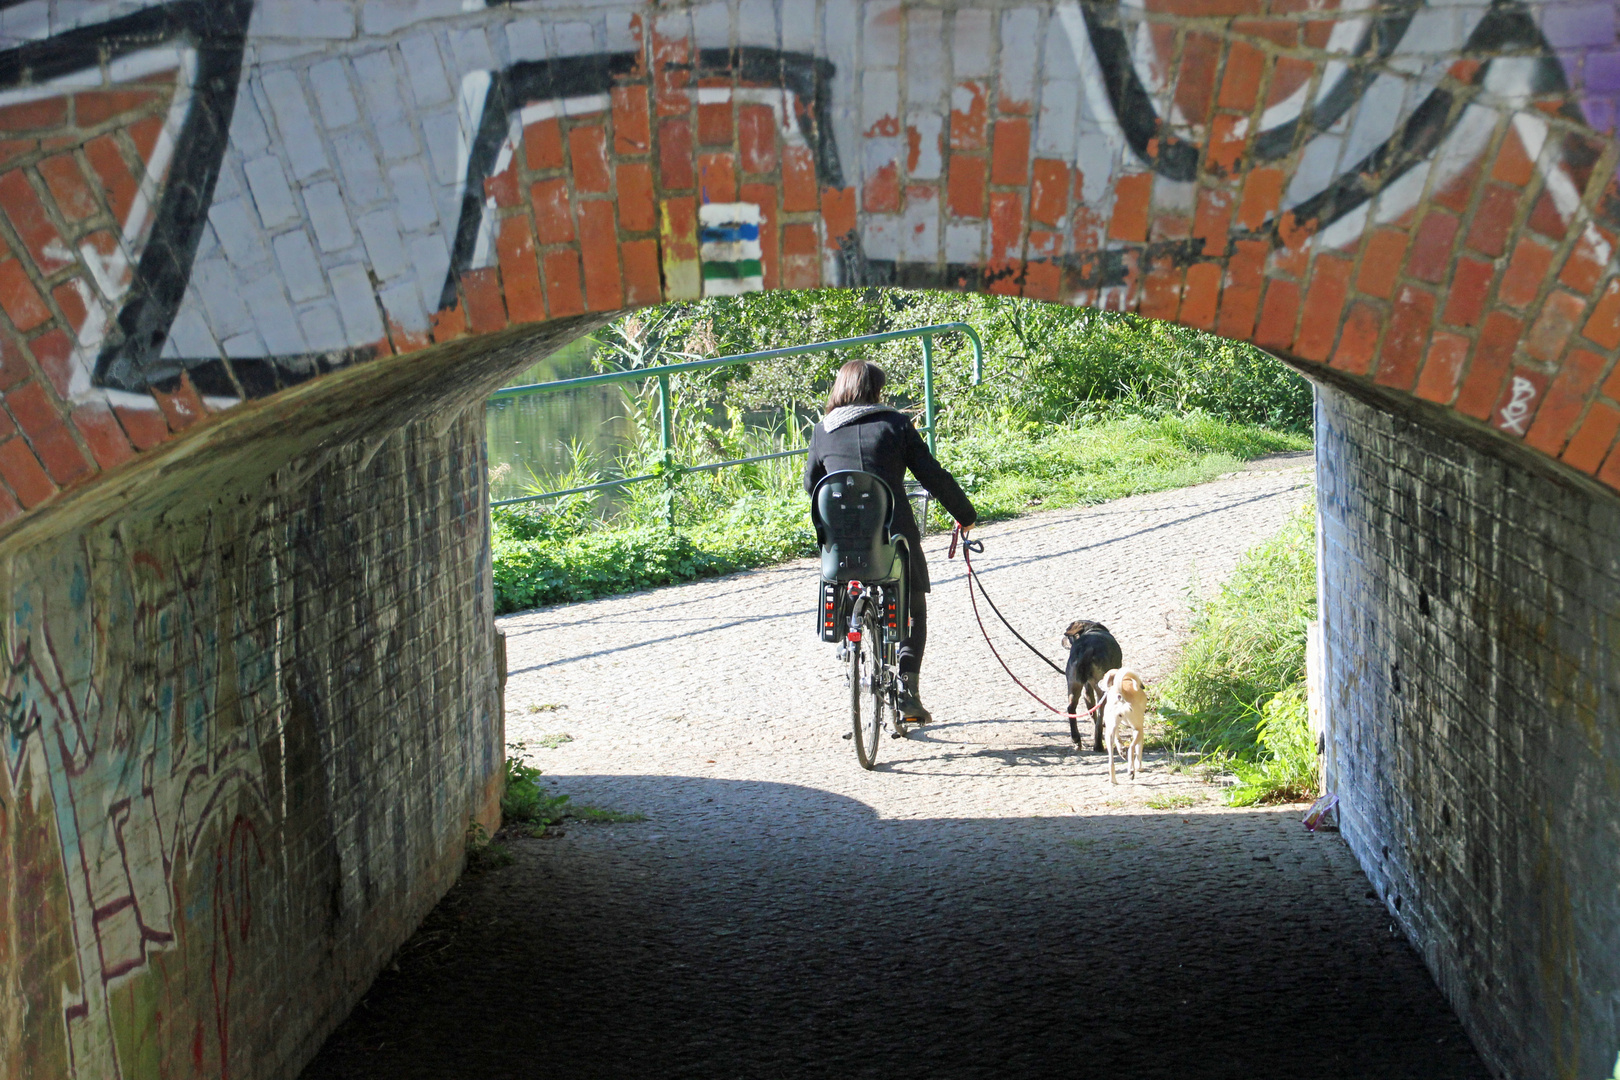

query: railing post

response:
[922,333,937,455]
[657,373,676,527]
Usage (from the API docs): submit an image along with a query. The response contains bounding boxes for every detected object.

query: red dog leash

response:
[950,526,1107,721]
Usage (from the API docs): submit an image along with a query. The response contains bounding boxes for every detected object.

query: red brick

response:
[1191,188,1234,251]
[1375,286,1437,390]
[1440,257,1493,329]
[5,379,57,439]
[612,87,652,155]
[1253,278,1300,351]
[0,97,66,133]
[1491,126,1537,187]
[111,402,170,449]
[659,118,695,190]
[616,163,657,233]
[621,237,662,306]
[568,126,611,194]
[125,115,164,174]
[430,299,467,343]
[783,145,818,213]
[1206,115,1248,177]
[0,482,21,525]
[1026,228,1062,261]
[0,436,55,508]
[1456,311,1523,420]
[739,105,776,174]
[1558,227,1612,294]
[0,140,36,171]
[1173,33,1221,125]
[26,420,89,485]
[1430,158,1482,216]
[1024,260,1062,302]
[524,117,565,171]
[863,160,899,213]
[1217,240,1268,340]
[530,178,575,245]
[1525,348,1607,455]
[1602,440,1620,489]
[151,374,205,431]
[1499,237,1556,310]
[29,328,73,399]
[1526,290,1585,361]
[0,258,49,332]
[541,249,585,317]
[990,119,1030,186]
[461,267,507,334]
[822,187,856,250]
[1180,263,1221,330]
[1527,190,1567,240]
[947,156,987,219]
[1029,159,1068,227]
[1585,277,1620,350]
[1356,228,1408,299]
[577,201,623,312]
[38,153,97,221]
[1108,172,1153,242]
[699,152,737,204]
[482,160,521,208]
[1265,56,1315,108]
[1465,183,1520,257]
[950,81,989,151]
[495,217,546,324]
[1330,301,1381,375]
[74,89,159,127]
[742,181,778,290]
[1295,255,1353,361]
[1561,399,1620,473]
[0,334,27,390]
[49,277,88,335]
[1072,205,1104,255]
[83,133,137,224]
[1491,365,1546,434]
[696,79,732,146]
[1217,42,1266,110]
[0,170,71,275]
[1604,358,1620,401]
[1138,260,1184,322]
[782,223,819,289]
[1414,331,1470,404]
[69,401,133,470]
[1235,167,1283,230]
[989,191,1023,259]
[1406,211,1459,283]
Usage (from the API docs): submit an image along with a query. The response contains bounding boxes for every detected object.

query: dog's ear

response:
[1060,621,1081,647]
[1098,668,1118,691]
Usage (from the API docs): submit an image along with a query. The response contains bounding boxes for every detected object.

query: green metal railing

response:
[489,322,984,512]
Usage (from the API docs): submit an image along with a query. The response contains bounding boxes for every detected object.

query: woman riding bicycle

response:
[804,359,977,723]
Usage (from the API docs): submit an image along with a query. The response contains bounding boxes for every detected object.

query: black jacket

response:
[803,407,977,591]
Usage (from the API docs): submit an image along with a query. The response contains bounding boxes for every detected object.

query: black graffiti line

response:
[0,0,254,395]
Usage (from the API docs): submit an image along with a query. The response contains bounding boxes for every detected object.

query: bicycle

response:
[811,470,913,770]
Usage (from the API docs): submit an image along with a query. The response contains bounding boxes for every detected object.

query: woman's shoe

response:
[895,671,933,723]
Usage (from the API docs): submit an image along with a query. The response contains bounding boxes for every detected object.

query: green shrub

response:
[1157,504,1318,804]
[500,758,570,825]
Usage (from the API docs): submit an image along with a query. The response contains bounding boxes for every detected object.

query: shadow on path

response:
[301,775,1486,1080]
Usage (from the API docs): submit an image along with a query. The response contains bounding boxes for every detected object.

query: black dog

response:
[1061,620,1123,750]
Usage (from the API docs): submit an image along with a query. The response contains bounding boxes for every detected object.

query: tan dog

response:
[1098,668,1147,783]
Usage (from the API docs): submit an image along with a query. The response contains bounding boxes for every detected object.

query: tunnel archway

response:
[0,4,1617,1078]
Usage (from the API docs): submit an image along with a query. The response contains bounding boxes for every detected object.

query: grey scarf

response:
[822,404,901,431]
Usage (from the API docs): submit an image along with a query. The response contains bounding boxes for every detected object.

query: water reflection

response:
[485,334,635,506]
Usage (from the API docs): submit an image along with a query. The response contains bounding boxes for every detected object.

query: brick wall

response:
[4,1,1620,530]
[1317,379,1620,1080]
[0,315,603,1080]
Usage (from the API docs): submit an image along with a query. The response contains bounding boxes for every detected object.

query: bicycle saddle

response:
[811,470,903,583]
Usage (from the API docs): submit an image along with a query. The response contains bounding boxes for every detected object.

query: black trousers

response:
[896,588,926,674]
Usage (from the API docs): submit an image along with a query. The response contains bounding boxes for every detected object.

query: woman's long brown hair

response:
[825,359,886,411]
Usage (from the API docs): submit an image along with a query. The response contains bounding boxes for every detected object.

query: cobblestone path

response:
[302,455,1488,1079]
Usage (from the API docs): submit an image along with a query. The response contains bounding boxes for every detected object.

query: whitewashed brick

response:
[250,1,357,40]
[737,0,778,48]
[781,0,815,51]
[274,231,328,303]
[399,32,453,107]
[360,0,462,37]
[863,213,899,260]
[334,132,388,206]
[862,69,900,131]
[329,261,385,343]
[309,58,360,129]
[899,190,938,262]
[304,179,357,252]
[192,257,254,338]
[244,157,299,229]
[228,92,272,158]
[946,221,983,264]
[552,20,596,56]
[863,0,902,65]
[299,301,347,352]
[952,9,993,77]
[906,9,947,107]
[1000,9,1041,110]
[1035,80,1079,158]
[409,232,452,312]
[358,210,408,280]
[691,1,731,47]
[164,304,218,359]
[209,200,271,269]
[261,69,330,181]
[602,11,641,54]
[389,161,438,231]
[244,274,308,354]
[907,111,944,179]
[420,109,461,186]
[221,330,267,358]
[379,278,428,334]
[504,18,548,63]
[449,26,495,73]
[352,50,420,159]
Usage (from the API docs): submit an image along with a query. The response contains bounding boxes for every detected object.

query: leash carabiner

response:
[948,525,983,560]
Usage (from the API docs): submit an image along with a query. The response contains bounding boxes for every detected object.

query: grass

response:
[1156,503,1319,805]
[497,756,646,838]
[491,414,1308,614]
[1146,793,1200,811]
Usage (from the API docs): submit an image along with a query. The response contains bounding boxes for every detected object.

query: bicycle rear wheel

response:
[850,601,884,769]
